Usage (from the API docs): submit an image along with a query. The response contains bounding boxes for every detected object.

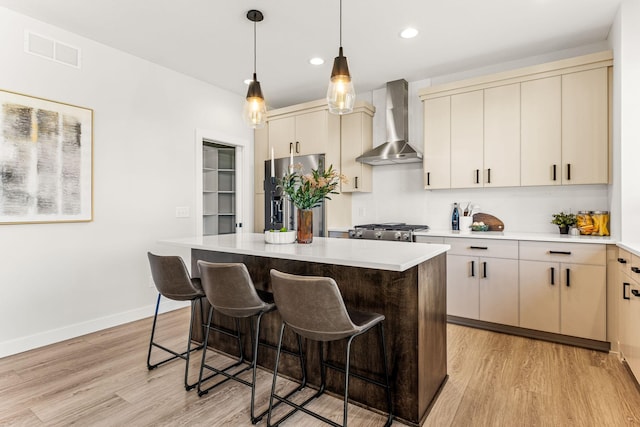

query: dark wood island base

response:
[191,249,447,426]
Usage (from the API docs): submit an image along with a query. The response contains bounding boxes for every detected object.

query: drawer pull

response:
[470,246,488,250]
[487,168,491,184]
[566,268,570,287]
[553,164,557,181]
[427,172,430,186]
[354,176,358,189]
[471,260,475,277]
[475,169,480,184]
[289,142,293,154]
[550,267,555,285]
[549,250,572,255]
[295,141,300,153]
[624,282,631,300]
[632,289,640,298]
[618,258,628,264]
[482,262,487,278]
[567,163,571,181]
[632,267,640,274]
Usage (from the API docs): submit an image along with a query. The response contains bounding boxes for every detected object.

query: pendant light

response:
[243,9,267,129]
[327,0,355,115]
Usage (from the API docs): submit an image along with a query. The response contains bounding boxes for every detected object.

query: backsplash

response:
[351,162,610,234]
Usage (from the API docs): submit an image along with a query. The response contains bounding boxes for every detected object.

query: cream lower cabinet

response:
[445,238,519,326]
[619,250,640,379]
[519,242,606,341]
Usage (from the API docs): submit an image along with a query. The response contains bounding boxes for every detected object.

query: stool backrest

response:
[270,269,357,341]
[197,261,269,317]
[147,252,203,301]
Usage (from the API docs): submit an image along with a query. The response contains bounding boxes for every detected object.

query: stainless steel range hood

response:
[356,79,423,165]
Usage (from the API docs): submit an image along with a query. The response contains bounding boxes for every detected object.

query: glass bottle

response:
[452,203,460,231]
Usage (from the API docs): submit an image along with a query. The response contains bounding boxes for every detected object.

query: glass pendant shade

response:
[243,73,266,128]
[327,49,355,115]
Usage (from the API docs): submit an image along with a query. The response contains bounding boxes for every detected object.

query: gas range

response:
[348,223,429,242]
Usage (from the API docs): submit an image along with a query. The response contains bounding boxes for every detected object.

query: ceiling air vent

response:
[24,30,81,68]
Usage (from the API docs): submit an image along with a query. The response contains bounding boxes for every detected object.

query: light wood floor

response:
[2,308,640,426]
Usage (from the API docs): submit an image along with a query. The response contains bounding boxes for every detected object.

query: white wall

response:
[615,0,640,243]
[353,43,613,234]
[0,7,252,357]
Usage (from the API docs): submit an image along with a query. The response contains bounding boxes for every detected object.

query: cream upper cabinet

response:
[450,90,484,188]
[340,108,373,193]
[419,50,612,190]
[483,83,520,187]
[521,76,562,186]
[268,110,328,158]
[253,125,269,194]
[561,67,609,185]
[423,96,451,189]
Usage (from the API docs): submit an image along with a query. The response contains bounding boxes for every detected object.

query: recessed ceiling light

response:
[309,57,324,65]
[400,27,418,39]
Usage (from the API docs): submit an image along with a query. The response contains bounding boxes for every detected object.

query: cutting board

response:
[472,213,505,232]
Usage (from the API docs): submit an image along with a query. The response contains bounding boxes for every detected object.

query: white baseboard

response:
[0,300,189,358]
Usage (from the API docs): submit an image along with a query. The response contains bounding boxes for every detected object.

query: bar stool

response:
[146,252,206,391]
[268,269,394,427]
[196,261,306,424]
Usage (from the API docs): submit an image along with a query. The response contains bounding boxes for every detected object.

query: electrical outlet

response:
[175,206,190,218]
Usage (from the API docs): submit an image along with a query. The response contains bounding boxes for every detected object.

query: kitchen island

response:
[161,234,450,426]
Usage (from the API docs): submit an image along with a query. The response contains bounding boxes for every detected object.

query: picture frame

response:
[0,89,93,224]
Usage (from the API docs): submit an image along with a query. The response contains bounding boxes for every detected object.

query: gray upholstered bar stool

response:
[146,252,206,391]
[268,269,393,427]
[196,261,306,424]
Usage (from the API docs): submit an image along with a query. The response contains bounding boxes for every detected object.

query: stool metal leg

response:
[343,335,357,427]
[146,294,205,391]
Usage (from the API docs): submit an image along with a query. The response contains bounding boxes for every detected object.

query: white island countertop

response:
[160,233,450,272]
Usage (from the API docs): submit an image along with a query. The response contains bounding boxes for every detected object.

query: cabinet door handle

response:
[471,260,475,277]
[624,282,631,300]
[550,267,555,285]
[469,246,488,250]
[482,262,487,278]
[475,169,480,184]
[618,258,628,264]
[295,141,300,153]
[566,268,570,287]
[487,168,491,184]
[289,142,293,154]
[427,172,430,186]
[553,164,557,181]
[633,289,640,297]
[549,250,572,255]
[354,176,358,189]
[567,163,571,181]
[632,267,640,274]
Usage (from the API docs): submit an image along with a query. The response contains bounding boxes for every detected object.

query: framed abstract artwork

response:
[0,89,93,224]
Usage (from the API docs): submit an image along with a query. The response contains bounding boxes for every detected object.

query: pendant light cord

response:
[339,0,343,47]
[253,20,257,75]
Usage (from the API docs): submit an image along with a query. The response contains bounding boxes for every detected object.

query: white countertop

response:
[414,229,616,244]
[160,233,450,272]
[617,242,640,257]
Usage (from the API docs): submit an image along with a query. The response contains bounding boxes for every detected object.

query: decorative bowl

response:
[264,230,296,244]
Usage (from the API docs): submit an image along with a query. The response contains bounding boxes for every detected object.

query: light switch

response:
[175,206,190,218]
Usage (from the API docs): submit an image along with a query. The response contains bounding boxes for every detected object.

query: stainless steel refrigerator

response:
[264,153,325,236]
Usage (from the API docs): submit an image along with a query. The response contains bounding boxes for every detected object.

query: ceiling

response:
[0,0,622,109]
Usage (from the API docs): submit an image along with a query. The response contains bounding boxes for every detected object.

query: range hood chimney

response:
[356,79,423,165]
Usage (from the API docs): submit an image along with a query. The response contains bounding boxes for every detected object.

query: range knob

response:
[394,231,402,240]
[356,230,363,238]
[375,231,383,239]
[402,232,411,241]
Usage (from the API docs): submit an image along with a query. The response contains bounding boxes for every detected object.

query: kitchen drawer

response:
[414,236,445,244]
[519,241,605,265]
[629,253,640,280]
[618,249,633,279]
[444,238,518,259]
